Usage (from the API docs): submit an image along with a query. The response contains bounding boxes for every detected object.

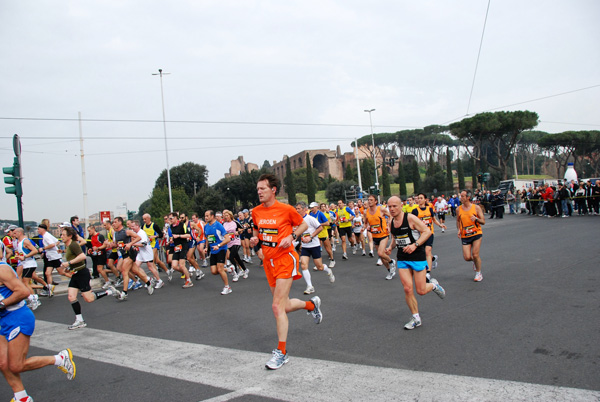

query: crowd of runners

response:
[14,171,594,399]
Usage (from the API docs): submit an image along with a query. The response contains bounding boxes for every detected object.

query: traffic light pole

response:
[16,194,23,228]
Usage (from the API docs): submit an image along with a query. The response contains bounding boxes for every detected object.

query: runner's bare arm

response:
[0,265,30,305]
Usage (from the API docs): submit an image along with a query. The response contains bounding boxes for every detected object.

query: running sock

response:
[305,301,315,311]
[323,267,332,275]
[146,280,151,286]
[76,314,83,322]
[302,269,313,287]
[94,290,109,299]
[14,391,28,401]
[71,301,81,315]
[277,341,287,355]
[54,354,64,365]
[27,294,35,302]
[413,313,421,321]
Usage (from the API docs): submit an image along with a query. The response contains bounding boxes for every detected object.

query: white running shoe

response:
[182,280,194,288]
[328,272,335,283]
[432,255,438,270]
[232,273,239,282]
[221,286,232,295]
[146,281,155,295]
[196,270,205,280]
[304,285,315,294]
[308,296,323,324]
[265,349,289,370]
[155,279,164,289]
[167,268,173,282]
[313,266,318,271]
[377,258,383,266]
[404,316,422,330]
[430,278,446,299]
[57,348,76,380]
[202,259,208,267]
[386,265,397,280]
[243,269,249,279]
[68,319,86,330]
[474,272,483,282]
[329,260,336,268]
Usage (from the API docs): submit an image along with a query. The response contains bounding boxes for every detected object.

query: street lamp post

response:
[364,109,379,202]
[153,68,174,212]
[354,137,363,198]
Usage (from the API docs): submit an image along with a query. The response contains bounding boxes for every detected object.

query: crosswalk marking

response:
[32,320,600,402]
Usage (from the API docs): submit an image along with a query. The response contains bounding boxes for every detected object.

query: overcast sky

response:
[1,0,599,224]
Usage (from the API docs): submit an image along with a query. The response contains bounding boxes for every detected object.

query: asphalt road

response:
[3,213,599,401]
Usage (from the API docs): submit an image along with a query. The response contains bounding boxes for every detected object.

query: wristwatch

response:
[415,241,420,247]
[0,301,6,310]
[292,233,298,240]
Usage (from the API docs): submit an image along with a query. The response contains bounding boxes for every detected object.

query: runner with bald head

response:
[386,196,446,330]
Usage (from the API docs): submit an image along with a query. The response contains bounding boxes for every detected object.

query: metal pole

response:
[154,69,174,212]
[364,109,379,202]
[78,112,89,228]
[12,134,24,228]
[354,138,363,196]
[16,192,23,228]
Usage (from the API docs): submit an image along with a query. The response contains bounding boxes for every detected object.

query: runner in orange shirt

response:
[364,194,394,279]
[250,174,323,370]
[456,189,485,282]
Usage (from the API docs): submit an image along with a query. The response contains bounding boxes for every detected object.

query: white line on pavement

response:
[32,320,600,402]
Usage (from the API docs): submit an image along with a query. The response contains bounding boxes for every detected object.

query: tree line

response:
[137,110,600,217]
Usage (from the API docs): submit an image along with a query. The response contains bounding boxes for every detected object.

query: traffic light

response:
[477,172,483,183]
[3,157,22,197]
[127,210,134,219]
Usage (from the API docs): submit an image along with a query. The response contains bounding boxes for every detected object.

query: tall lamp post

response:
[364,109,379,202]
[153,68,174,212]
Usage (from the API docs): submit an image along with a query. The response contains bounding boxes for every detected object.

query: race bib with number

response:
[463,225,476,236]
[395,234,411,247]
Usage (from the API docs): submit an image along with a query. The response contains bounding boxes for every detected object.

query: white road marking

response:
[32,320,600,402]
[200,387,263,402]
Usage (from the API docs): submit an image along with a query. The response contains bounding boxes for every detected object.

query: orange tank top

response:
[366,206,388,238]
[457,204,483,238]
[415,206,435,234]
